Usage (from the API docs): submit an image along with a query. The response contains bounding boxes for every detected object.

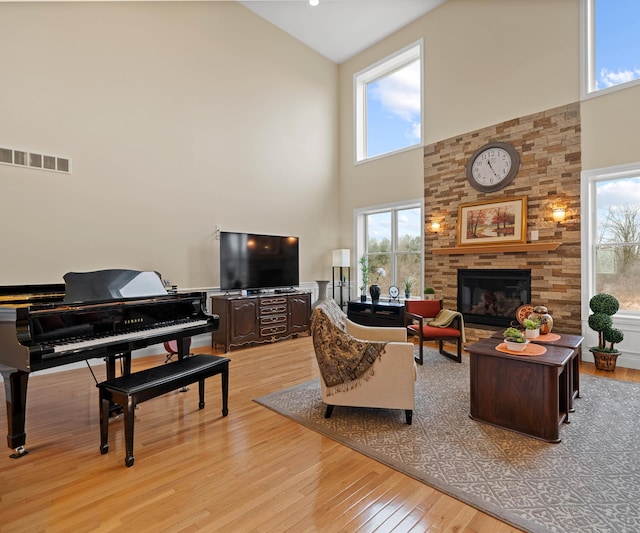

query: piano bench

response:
[97,354,230,467]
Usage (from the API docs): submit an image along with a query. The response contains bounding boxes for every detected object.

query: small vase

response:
[360,293,367,302]
[528,306,554,335]
[525,328,540,339]
[369,284,381,303]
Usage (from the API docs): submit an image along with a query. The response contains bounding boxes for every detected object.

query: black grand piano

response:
[0,269,219,458]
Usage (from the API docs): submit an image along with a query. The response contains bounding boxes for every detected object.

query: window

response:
[355,41,422,162]
[583,0,640,96]
[356,202,422,296]
[582,164,640,313]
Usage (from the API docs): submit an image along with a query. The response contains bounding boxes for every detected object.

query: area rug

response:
[255,347,640,533]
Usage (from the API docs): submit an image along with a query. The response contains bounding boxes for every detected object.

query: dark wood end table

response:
[467,337,574,443]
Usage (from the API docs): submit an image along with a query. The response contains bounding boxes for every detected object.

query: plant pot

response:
[590,348,620,371]
[360,294,367,302]
[425,294,435,300]
[525,328,540,339]
[369,284,381,303]
[505,339,529,352]
[405,292,410,299]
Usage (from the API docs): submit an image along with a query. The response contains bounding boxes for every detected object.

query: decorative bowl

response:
[504,339,529,352]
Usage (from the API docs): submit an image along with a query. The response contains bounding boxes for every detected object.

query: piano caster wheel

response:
[10,446,28,459]
[125,455,134,467]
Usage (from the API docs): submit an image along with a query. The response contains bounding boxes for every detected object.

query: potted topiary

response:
[588,292,624,371]
[424,287,435,300]
[523,317,540,339]
[403,277,414,299]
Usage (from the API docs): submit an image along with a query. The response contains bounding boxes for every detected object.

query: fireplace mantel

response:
[432,242,561,255]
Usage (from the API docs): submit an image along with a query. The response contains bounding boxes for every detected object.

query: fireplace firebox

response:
[457,269,531,328]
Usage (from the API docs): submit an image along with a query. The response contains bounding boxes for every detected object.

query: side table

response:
[491,331,583,412]
[467,337,573,443]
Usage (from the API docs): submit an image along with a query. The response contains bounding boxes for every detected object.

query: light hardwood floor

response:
[0,336,637,532]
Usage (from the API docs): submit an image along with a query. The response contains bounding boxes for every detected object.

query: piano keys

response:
[0,269,219,457]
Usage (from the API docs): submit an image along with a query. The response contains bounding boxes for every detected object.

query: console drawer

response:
[260,324,287,336]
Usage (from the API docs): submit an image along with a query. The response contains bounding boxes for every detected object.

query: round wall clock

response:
[389,285,399,300]
[466,141,520,193]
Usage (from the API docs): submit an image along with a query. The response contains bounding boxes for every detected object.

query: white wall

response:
[0,2,339,288]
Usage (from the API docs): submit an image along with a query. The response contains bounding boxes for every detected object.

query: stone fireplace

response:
[423,102,582,343]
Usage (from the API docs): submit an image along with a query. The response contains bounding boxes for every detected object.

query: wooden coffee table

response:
[467,337,573,443]
[490,331,584,412]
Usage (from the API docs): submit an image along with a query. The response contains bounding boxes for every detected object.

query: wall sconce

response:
[552,207,566,225]
[431,221,441,233]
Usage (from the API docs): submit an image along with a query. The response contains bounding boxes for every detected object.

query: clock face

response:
[389,286,399,299]
[466,142,520,193]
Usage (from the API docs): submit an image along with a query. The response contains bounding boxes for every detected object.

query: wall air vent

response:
[0,146,71,174]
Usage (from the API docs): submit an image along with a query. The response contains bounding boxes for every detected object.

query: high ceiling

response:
[238,0,448,64]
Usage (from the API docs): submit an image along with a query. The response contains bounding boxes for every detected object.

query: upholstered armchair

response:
[405,299,464,364]
[311,300,416,424]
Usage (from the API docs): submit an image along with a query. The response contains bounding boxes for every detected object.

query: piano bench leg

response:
[99,394,110,455]
[124,396,136,468]
[198,378,205,409]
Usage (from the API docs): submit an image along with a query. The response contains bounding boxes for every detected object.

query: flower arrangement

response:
[523,318,540,330]
[375,267,386,282]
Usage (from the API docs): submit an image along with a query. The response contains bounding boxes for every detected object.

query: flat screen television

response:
[220,231,299,291]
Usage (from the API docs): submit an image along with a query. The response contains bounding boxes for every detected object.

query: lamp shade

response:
[332,249,351,267]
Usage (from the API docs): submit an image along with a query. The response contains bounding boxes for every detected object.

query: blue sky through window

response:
[595,0,640,90]
[366,59,421,158]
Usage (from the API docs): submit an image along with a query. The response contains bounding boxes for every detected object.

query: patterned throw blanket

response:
[310,300,387,396]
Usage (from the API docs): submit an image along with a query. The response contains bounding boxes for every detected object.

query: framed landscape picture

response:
[457,196,527,246]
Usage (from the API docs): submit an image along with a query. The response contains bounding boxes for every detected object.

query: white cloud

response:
[598,67,640,89]
[597,177,640,210]
[369,60,420,124]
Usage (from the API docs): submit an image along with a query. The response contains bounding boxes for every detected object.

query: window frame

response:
[581,0,640,99]
[354,199,424,294]
[354,40,423,163]
[581,163,640,366]
[581,162,640,319]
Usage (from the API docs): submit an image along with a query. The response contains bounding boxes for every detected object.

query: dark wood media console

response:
[210,291,311,352]
[347,300,405,327]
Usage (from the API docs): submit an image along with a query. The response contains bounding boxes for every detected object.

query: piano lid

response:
[63,269,168,303]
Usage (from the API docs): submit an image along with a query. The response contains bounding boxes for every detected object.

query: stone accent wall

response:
[424,102,582,343]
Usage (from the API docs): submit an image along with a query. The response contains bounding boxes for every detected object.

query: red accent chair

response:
[405,299,462,364]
